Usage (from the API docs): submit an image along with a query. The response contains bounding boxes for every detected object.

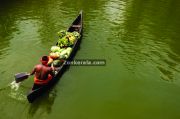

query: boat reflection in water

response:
[28,88,57,118]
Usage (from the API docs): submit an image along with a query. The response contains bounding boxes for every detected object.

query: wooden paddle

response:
[14,72,30,83]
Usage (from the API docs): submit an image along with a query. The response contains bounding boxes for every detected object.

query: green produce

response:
[68,35,76,45]
[57,30,66,38]
[53,60,62,67]
[59,54,66,59]
[58,47,72,59]
[57,37,70,47]
[50,52,60,59]
[62,37,69,46]
[66,47,72,56]
[51,46,61,52]
[64,54,68,59]
[72,31,80,39]
[56,30,80,47]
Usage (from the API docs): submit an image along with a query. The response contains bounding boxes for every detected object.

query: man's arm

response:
[30,66,36,75]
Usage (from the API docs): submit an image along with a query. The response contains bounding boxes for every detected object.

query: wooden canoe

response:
[27,10,83,103]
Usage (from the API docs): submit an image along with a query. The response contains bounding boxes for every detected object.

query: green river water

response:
[0,0,180,119]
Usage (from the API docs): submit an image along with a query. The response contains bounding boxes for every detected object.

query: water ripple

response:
[103,0,126,26]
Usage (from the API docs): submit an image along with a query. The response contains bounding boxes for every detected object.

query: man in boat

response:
[30,56,54,90]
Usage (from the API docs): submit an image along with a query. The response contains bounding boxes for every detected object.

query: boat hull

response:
[27,11,83,103]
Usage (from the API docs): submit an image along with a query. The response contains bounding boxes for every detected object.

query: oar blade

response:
[15,72,29,83]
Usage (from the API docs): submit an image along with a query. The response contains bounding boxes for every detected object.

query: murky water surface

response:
[0,0,180,119]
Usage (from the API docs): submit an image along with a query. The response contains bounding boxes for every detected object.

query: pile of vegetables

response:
[44,30,79,67]
[52,60,63,67]
[57,30,80,48]
[50,46,72,59]
[48,46,72,67]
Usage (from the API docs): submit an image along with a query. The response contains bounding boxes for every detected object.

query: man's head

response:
[40,56,49,65]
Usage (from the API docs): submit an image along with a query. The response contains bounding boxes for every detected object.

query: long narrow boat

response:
[27,11,83,103]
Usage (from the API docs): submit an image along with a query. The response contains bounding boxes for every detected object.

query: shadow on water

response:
[27,88,57,119]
